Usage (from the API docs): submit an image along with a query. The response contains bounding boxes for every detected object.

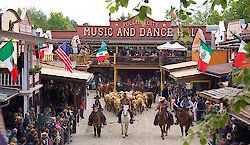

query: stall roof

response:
[169,68,202,80]
[0,87,19,102]
[41,67,93,82]
[199,87,243,103]
[0,30,56,44]
[228,105,250,125]
[162,61,198,72]
[206,63,233,77]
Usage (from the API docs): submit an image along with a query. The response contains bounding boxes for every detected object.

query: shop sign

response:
[79,16,202,39]
[132,57,145,61]
[226,19,245,40]
[185,82,191,89]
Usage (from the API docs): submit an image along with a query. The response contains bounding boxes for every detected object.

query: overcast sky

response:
[1,0,188,26]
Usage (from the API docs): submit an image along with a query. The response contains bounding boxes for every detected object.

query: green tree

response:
[47,12,70,30]
[223,0,250,23]
[65,16,78,30]
[27,7,48,29]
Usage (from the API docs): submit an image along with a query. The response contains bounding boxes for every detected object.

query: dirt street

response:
[71,90,201,145]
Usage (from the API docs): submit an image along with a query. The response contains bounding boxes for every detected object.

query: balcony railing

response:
[116,56,159,65]
[0,73,21,87]
[43,53,186,67]
[0,71,40,88]
[43,54,90,65]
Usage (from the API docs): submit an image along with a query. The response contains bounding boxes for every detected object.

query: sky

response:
[0,0,189,26]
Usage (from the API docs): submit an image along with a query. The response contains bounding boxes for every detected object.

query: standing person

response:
[8,128,18,144]
[127,79,131,91]
[162,84,169,101]
[17,52,24,74]
[17,121,25,140]
[197,97,205,121]
[88,95,107,126]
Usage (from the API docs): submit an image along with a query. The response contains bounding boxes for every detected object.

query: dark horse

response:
[157,106,171,140]
[175,107,192,136]
[91,105,102,137]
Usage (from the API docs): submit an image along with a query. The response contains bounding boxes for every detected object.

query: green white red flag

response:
[96,41,110,61]
[232,34,250,68]
[198,39,214,73]
[0,40,18,83]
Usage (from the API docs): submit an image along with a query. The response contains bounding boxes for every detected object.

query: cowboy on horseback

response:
[117,93,134,124]
[180,95,194,126]
[88,95,107,126]
[154,97,174,126]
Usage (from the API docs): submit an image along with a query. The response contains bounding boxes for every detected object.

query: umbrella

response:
[157,42,187,51]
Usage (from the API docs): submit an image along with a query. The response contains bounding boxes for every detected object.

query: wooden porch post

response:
[73,83,77,133]
[114,68,117,92]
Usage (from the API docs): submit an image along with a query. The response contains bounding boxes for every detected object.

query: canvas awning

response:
[162,61,198,72]
[41,67,93,82]
[157,42,187,51]
[169,68,202,80]
[0,87,19,102]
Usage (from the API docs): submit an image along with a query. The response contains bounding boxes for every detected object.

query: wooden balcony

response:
[0,71,40,88]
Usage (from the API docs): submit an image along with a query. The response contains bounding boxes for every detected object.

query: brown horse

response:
[146,92,154,108]
[176,108,191,136]
[157,106,171,140]
[91,105,102,137]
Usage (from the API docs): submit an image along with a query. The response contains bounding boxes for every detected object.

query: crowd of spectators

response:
[7,105,74,145]
[118,47,158,57]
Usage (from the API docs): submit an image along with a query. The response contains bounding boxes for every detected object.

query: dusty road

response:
[71,90,200,145]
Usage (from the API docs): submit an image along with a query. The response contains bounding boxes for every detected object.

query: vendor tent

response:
[157,42,187,51]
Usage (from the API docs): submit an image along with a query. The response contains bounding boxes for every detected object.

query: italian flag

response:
[0,40,19,83]
[232,34,250,68]
[198,39,213,73]
[96,41,110,61]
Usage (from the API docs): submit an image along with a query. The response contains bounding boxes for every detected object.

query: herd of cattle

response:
[103,91,154,116]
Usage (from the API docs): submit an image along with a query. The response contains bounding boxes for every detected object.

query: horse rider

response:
[180,95,194,126]
[117,93,134,124]
[153,97,174,126]
[88,95,107,126]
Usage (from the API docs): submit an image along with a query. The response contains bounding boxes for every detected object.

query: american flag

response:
[55,41,73,73]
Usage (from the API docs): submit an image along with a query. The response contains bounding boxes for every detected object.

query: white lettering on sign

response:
[82,25,197,38]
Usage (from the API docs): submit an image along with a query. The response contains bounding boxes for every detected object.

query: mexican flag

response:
[232,34,250,68]
[96,41,110,61]
[0,40,18,83]
[198,39,213,73]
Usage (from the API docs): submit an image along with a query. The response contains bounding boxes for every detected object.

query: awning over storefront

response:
[228,105,250,125]
[41,67,93,82]
[169,68,202,80]
[157,42,187,51]
[0,87,19,102]
[198,87,242,103]
[206,63,233,77]
[162,61,198,72]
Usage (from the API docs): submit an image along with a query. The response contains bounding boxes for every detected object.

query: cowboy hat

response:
[159,97,165,102]
[94,95,100,99]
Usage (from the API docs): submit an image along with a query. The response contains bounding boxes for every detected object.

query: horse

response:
[121,105,130,138]
[146,92,154,108]
[175,107,192,136]
[157,106,171,140]
[99,84,107,98]
[91,105,102,137]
